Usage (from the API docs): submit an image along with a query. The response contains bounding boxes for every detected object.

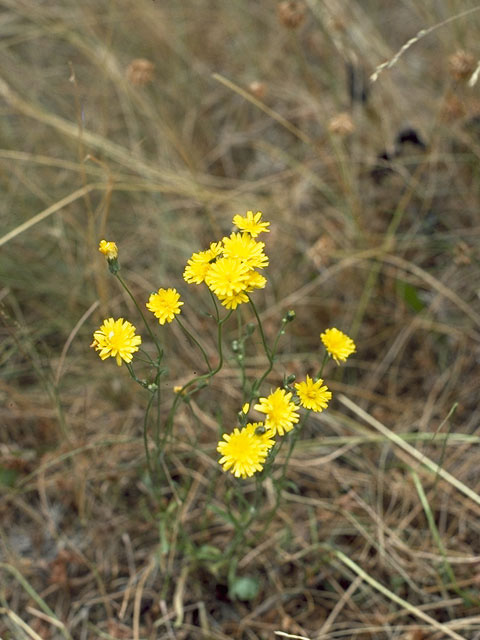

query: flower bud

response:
[99,240,120,274]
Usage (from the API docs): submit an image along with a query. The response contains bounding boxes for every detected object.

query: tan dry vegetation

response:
[1,0,480,638]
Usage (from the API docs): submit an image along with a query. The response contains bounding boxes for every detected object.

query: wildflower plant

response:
[91,214,356,578]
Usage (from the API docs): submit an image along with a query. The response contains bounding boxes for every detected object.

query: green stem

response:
[143,388,157,482]
[164,309,233,435]
[253,409,311,542]
[250,307,290,399]
[175,315,212,372]
[225,476,263,559]
[115,272,163,361]
[125,362,146,387]
[248,295,272,361]
[316,351,329,380]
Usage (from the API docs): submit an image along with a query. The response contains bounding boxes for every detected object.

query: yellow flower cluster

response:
[218,328,357,479]
[218,381,331,479]
[183,211,269,309]
[93,231,358,485]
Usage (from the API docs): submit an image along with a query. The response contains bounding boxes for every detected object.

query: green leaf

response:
[396,279,425,313]
[208,504,238,527]
[229,576,260,601]
[195,544,223,563]
[0,466,18,487]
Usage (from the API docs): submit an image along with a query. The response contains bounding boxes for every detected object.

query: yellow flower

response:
[98,240,118,259]
[183,260,212,284]
[216,290,249,309]
[217,422,275,478]
[254,388,299,436]
[295,375,332,412]
[244,270,267,292]
[146,288,184,325]
[232,211,270,237]
[205,257,250,297]
[91,317,141,366]
[321,328,356,363]
[222,232,269,269]
[183,242,223,284]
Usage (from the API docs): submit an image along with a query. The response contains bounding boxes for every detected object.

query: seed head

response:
[248,80,267,100]
[126,58,155,87]
[328,112,355,136]
[448,50,476,81]
[277,1,306,29]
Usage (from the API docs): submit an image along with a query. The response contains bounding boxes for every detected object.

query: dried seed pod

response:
[328,112,355,136]
[448,49,476,81]
[126,58,155,87]
[277,1,306,29]
[248,80,267,99]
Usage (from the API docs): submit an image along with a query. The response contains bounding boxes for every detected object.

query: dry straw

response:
[370,6,480,83]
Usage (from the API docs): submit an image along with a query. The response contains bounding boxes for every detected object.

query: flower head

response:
[222,232,268,269]
[91,317,141,366]
[216,290,249,310]
[321,328,356,363]
[183,242,223,284]
[205,257,250,297]
[146,288,183,325]
[244,270,267,292]
[295,375,332,412]
[217,422,275,478]
[98,240,118,260]
[254,388,299,436]
[183,259,212,285]
[232,211,270,238]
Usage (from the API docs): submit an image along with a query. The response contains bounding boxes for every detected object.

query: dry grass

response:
[2,0,480,638]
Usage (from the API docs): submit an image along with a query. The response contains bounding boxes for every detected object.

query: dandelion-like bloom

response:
[183,242,223,284]
[91,317,141,366]
[216,290,249,310]
[98,240,118,259]
[205,257,250,297]
[232,211,270,238]
[320,328,356,363]
[254,388,299,436]
[222,232,269,269]
[244,270,267,292]
[146,288,183,325]
[295,375,332,412]
[183,259,212,285]
[217,422,275,478]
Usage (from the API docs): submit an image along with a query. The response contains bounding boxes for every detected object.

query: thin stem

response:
[316,351,329,380]
[155,370,162,454]
[248,295,272,361]
[115,272,163,360]
[143,390,157,484]
[164,309,233,436]
[125,362,146,387]
[175,315,211,372]
[250,308,291,399]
